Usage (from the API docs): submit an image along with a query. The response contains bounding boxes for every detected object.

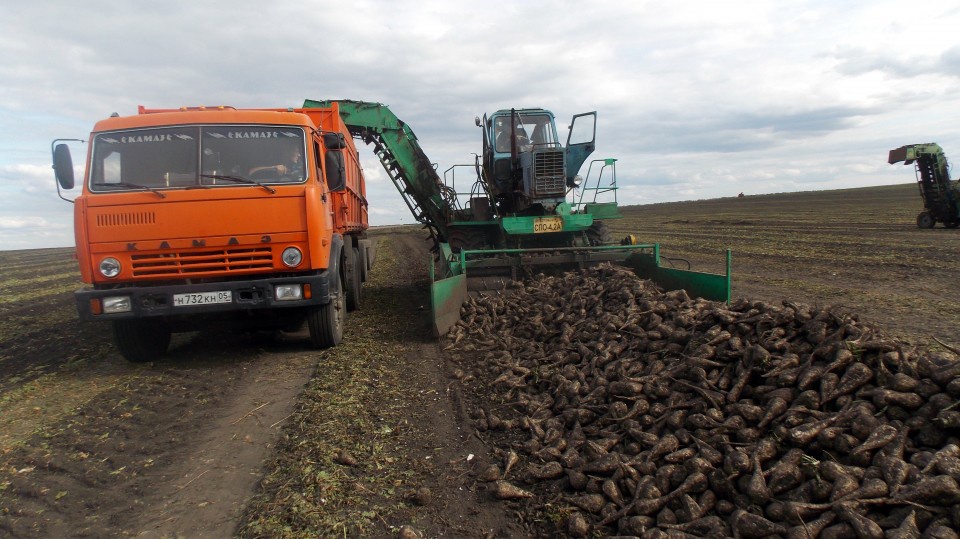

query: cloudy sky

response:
[2,0,958,250]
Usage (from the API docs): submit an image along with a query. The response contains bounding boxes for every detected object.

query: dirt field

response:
[0,183,957,537]
[609,183,959,348]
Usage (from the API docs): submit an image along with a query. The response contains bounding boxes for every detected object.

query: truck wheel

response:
[344,246,361,311]
[307,275,344,348]
[351,247,362,305]
[112,319,171,363]
[358,244,369,282]
[917,211,935,229]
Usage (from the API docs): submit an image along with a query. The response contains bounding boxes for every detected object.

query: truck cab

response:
[52,105,371,362]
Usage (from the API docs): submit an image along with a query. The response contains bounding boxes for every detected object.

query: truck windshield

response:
[493,113,558,153]
[89,125,307,192]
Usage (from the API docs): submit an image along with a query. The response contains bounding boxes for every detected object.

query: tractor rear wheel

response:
[448,227,488,252]
[112,319,171,363]
[917,211,935,229]
[945,220,959,229]
[586,220,613,246]
[307,276,344,348]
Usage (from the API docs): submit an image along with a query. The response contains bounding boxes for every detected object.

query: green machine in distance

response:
[888,143,960,229]
[303,99,731,335]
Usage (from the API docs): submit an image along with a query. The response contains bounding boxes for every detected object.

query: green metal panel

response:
[500,213,594,235]
[583,202,622,219]
[431,272,467,337]
[625,249,731,303]
[428,242,731,334]
[429,247,467,337]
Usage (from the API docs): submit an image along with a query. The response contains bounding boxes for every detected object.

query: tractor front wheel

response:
[917,211,936,229]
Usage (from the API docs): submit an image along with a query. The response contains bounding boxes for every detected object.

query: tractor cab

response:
[479,108,596,216]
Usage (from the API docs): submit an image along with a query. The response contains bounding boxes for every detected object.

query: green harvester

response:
[304,100,731,335]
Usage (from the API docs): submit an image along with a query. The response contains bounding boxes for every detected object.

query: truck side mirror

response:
[53,143,75,189]
[325,150,346,191]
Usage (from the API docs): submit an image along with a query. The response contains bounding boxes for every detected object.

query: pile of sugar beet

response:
[444,263,960,538]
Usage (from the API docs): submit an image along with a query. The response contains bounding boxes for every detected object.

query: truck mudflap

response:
[429,243,731,337]
[75,271,334,320]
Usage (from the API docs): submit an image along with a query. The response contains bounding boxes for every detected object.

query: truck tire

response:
[307,275,344,348]
[358,244,369,282]
[344,246,361,311]
[352,247,363,305]
[112,319,171,363]
[917,211,935,229]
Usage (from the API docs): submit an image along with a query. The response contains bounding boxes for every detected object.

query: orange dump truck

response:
[51,104,372,362]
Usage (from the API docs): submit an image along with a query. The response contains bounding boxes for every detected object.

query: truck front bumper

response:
[75,272,332,320]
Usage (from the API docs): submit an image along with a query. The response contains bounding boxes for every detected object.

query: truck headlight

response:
[275,284,303,301]
[281,247,303,267]
[99,257,121,278]
[102,296,132,313]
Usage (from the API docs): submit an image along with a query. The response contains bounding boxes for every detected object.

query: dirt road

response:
[0,230,521,538]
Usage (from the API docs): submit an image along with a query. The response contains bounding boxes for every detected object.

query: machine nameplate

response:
[533,217,563,233]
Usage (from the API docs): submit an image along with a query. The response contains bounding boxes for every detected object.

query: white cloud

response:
[0,0,959,249]
[0,216,50,229]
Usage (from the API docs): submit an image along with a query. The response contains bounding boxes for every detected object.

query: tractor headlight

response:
[568,175,583,188]
[99,257,121,278]
[281,247,303,267]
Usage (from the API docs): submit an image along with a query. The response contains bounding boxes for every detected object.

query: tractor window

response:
[493,113,557,152]
[494,119,511,152]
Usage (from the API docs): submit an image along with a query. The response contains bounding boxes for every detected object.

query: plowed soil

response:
[0,183,956,538]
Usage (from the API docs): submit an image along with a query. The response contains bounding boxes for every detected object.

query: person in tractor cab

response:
[494,120,534,153]
[515,128,533,152]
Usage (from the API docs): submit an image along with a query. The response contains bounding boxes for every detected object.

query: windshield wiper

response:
[96,182,166,198]
[201,174,276,194]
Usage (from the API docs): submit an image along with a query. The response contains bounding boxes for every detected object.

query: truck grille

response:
[533,151,565,196]
[131,247,273,276]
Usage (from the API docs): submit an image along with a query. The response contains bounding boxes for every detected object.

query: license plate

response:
[533,217,563,233]
[173,291,232,307]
